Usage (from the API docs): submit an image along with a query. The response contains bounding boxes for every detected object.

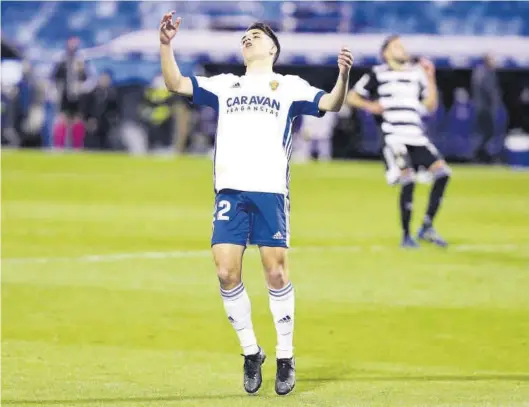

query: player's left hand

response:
[419,58,436,78]
[337,47,354,76]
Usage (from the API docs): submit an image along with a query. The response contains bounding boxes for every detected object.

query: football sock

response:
[220,282,259,356]
[423,167,451,228]
[400,174,416,236]
[269,282,295,359]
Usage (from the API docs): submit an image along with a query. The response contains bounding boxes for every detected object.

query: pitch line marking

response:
[2,244,528,265]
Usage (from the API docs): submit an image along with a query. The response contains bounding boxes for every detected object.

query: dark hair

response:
[380,34,400,61]
[247,22,281,64]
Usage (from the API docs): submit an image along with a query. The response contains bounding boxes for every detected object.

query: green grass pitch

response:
[2,150,529,407]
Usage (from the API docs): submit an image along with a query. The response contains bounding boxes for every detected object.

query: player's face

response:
[387,38,409,64]
[241,30,275,64]
[22,61,32,75]
[98,73,111,88]
[485,54,496,68]
[67,37,80,54]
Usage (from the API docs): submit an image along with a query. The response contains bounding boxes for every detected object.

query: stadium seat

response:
[2,0,527,52]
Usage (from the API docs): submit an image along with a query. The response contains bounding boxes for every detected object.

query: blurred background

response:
[2,0,529,166]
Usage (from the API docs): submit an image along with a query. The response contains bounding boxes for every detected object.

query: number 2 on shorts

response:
[216,200,231,221]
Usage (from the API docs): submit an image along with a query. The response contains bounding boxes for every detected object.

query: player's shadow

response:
[1,394,248,406]
[297,365,364,392]
[299,373,529,387]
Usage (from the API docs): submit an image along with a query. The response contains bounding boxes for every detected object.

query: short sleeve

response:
[289,76,326,117]
[353,71,378,98]
[189,74,237,111]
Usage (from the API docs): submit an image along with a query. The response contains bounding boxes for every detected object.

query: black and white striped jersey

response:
[353,63,431,146]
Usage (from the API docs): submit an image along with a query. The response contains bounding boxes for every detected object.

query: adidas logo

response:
[272,231,283,240]
[228,316,235,323]
[278,315,292,324]
[231,82,241,88]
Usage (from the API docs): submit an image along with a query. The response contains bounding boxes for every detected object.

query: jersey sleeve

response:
[289,76,326,117]
[353,71,378,98]
[189,74,236,110]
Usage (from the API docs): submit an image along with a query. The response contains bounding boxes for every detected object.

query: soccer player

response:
[347,35,451,248]
[159,12,353,395]
[296,110,340,162]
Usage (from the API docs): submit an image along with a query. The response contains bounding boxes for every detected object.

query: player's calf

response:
[418,161,451,247]
[259,246,297,394]
[260,249,294,352]
[424,161,451,229]
[213,244,261,359]
[399,170,420,248]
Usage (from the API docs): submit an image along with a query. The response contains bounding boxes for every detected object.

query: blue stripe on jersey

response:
[190,77,219,190]
[190,76,219,112]
[282,103,296,191]
[281,91,326,190]
[212,131,218,193]
[291,90,326,117]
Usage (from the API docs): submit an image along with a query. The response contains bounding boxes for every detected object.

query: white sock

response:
[221,282,259,356]
[269,282,295,359]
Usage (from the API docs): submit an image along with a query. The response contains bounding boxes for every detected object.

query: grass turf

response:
[2,150,529,406]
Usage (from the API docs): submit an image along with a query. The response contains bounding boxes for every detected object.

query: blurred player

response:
[347,35,451,248]
[295,110,339,162]
[160,12,353,395]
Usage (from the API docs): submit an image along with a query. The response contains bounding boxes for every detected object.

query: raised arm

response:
[160,12,193,96]
[346,91,383,115]
[418,58,438,113]
[318,47,354,112]
[346,72,383,115]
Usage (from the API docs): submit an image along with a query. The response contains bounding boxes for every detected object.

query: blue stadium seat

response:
[2,0,527,50]
[1,0,527,80]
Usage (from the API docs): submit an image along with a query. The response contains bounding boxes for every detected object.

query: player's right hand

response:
[419,57,436,78]
[160,12,181,45]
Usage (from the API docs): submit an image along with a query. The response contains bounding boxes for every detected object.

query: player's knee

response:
[266,267,288,290]
[400,169,416,186]
[430,161,452,180]
[214,254,241,289]
[216,265,241,289]
[262,254,288,289]
[212,244,244,289]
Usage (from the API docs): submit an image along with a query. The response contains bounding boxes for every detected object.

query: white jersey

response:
[190,72,325,194]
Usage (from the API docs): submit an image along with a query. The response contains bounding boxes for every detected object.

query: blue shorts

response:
[211,189,290,248]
